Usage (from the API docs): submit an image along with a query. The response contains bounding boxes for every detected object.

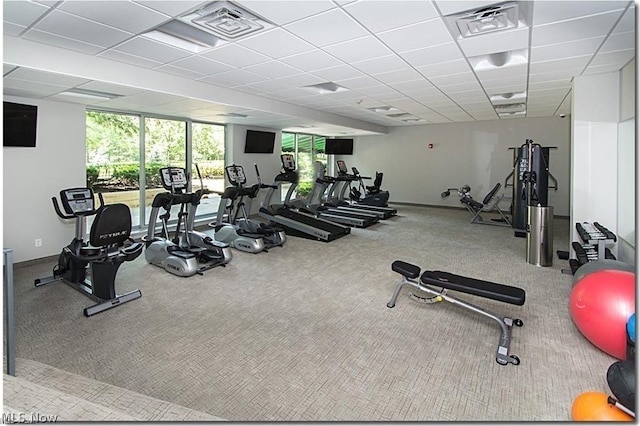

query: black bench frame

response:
[388,260,525,365]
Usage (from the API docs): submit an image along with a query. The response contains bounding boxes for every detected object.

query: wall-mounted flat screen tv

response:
[325,138,353,155]
[244,130,276,154]
[3,102,38,148]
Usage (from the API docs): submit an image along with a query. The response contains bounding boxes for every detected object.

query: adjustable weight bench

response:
[388,260,526,365]
[460,183,512,227]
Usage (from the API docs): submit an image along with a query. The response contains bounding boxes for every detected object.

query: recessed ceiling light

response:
[490,91,526,104]
[217,112,248,118]
[303,82,349,94]
[366,106,399,113]
[143,19,222,53]
[494,102,526,112]
[57,88,122,101]
[386,112,412,119]
[498,111,526,118]
[469,48,528,71]
[402,118,425,123]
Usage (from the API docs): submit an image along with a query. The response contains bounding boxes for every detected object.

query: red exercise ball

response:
[569,269,635,360]
[571,391,633,421]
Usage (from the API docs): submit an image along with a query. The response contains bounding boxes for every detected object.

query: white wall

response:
[226,124,284,215]
[348,116,571,215]
[3,96,87,263]
[617,59,636,265]
[571,71,621,258]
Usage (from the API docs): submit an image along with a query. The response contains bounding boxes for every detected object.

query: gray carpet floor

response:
[7,205,619,421]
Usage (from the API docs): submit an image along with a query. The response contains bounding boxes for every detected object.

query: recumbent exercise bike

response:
[35,188,143,317]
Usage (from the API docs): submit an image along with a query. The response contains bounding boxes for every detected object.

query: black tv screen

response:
[325,138,353,155]
[4,102,38,148]
[245,130,276,154]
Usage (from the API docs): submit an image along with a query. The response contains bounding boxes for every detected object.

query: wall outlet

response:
[35,238,42,247]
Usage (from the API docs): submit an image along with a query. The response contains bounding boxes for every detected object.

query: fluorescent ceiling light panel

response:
[386,112,412,119]
[144,20,222,53]
[469,48,528,71]
[180,1,274,41]
[58,88,122,101]
[217,112,248,118]
[455,2,520,38]
[303,82,349,94]
[402,118,425,123]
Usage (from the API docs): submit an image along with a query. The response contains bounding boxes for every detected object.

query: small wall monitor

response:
[3,102,38,147]
[325,138,353,155]
[245,129,276,153]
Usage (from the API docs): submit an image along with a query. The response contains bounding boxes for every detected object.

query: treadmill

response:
[301,161,379,228]
[256,155,350,242]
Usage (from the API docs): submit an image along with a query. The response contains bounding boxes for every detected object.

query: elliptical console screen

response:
[281,154,295,171]
[336,160,348,174]
[160,167,188,190]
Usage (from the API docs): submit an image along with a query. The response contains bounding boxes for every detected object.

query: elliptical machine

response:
[208,168,267,254]
[225,164,286,249]
[143,166,232,276]
[34,187,143,316]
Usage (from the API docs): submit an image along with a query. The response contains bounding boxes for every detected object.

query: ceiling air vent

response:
[443,2,530,39]
[180,1,274,41]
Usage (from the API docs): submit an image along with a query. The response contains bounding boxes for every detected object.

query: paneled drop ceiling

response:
[3,0,636,136]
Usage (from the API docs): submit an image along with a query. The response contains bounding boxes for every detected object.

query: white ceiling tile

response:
[528,79,572,91]
[8,67,90,87]
[448,91,488,102]
[613,4,635,33]
[480,76,528,91]
[114,36,192,63]
[311,64,364,81]
[58,1,169,34]
[154,64,205,79]
[529,67,586,81]
[343,1,438,33]
[98,49,163,68]
[373,69,423,84]
[323,36,393,63]
[170,56,235,75]
[3,0,50,27]
[530,36,605,63]
[600,31,635,53]
[30,10,133,48]
[416,59,471,78]
[3,22,25,37]
[133,1,206,18]
[532,1,628,26]
[457,27,529,57]
[238,28,314,59]
[4,76,70,96]
[238,1,336,25]
[528,72,573,86]
[77,81,144,96]
[400,42,463,68]
[243,60,302,79]
[335,75,384,90]
[429,79,480,92]
[22,29,105,55]
[433,1,499,17]
[284,9,368,47]
[279,49,344,72]
[351,55,408,75]
[588,49,635,68]
[273,73,326,87]
[530,56,591,74]
[532,11,624,47]
[202,44,271,68]
[388,79,435,92]
[377,18,453,53]
[242,79,291,94]
[198,69,266,87]
[354,84,398,97]
[582,62,631,75]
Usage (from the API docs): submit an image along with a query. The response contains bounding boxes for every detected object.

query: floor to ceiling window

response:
[281,132,328,201]
[86,110,225,231]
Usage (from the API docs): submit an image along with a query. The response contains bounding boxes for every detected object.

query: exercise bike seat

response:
[421,271,525,305]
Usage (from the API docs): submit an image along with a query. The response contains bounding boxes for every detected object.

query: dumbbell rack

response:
[576,222,617,260]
